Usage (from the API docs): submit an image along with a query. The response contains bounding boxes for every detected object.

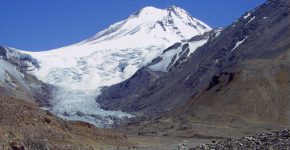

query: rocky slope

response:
[0,46,52,106]
[0,94,132,150]
[97,0,290,138]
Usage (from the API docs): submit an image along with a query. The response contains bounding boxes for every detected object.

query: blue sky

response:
[0,0,265,51]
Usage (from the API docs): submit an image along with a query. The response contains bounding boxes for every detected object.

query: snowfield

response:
[20,6,211,127]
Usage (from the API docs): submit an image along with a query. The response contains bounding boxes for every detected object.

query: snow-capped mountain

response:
[24,6,211,89]
[20,6,211,127]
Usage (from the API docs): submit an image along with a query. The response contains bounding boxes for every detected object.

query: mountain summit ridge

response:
[79,5,211,48]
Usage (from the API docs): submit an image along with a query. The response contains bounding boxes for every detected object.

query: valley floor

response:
[106,136,212,150]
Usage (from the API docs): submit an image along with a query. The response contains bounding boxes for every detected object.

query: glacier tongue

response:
[21,6,211,127]
[48,87,133,128]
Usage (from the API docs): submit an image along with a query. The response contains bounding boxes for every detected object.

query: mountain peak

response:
[133,6,166,19]
[139,6,161,13]
[138,5,184,14]
[135,5,187,18]
[84,5,211,46]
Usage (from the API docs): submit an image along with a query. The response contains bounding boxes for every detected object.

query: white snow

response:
[231,36,248,52]
[215,29,222,37]
[185,75,190,80]
[215,59,218,64]
[247,16,256,23]
[188,40,208,55]
[243,13,251,19]
[19,6,211,127]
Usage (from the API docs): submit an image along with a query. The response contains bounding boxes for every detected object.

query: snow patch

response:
[215,29,222,37]
[243,13,251,19]
[248,16,256,23]
[188,40,208,55]
[231,36,248,52]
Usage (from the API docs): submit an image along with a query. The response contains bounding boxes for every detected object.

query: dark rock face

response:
[97,67,161,112]
[31,78,55,107]
[205,72,234,91]
[191,129,290,150]
[0,46,7,57]
[187,31,211,42]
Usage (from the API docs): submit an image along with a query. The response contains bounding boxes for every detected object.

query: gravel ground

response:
[190,129,290,150]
